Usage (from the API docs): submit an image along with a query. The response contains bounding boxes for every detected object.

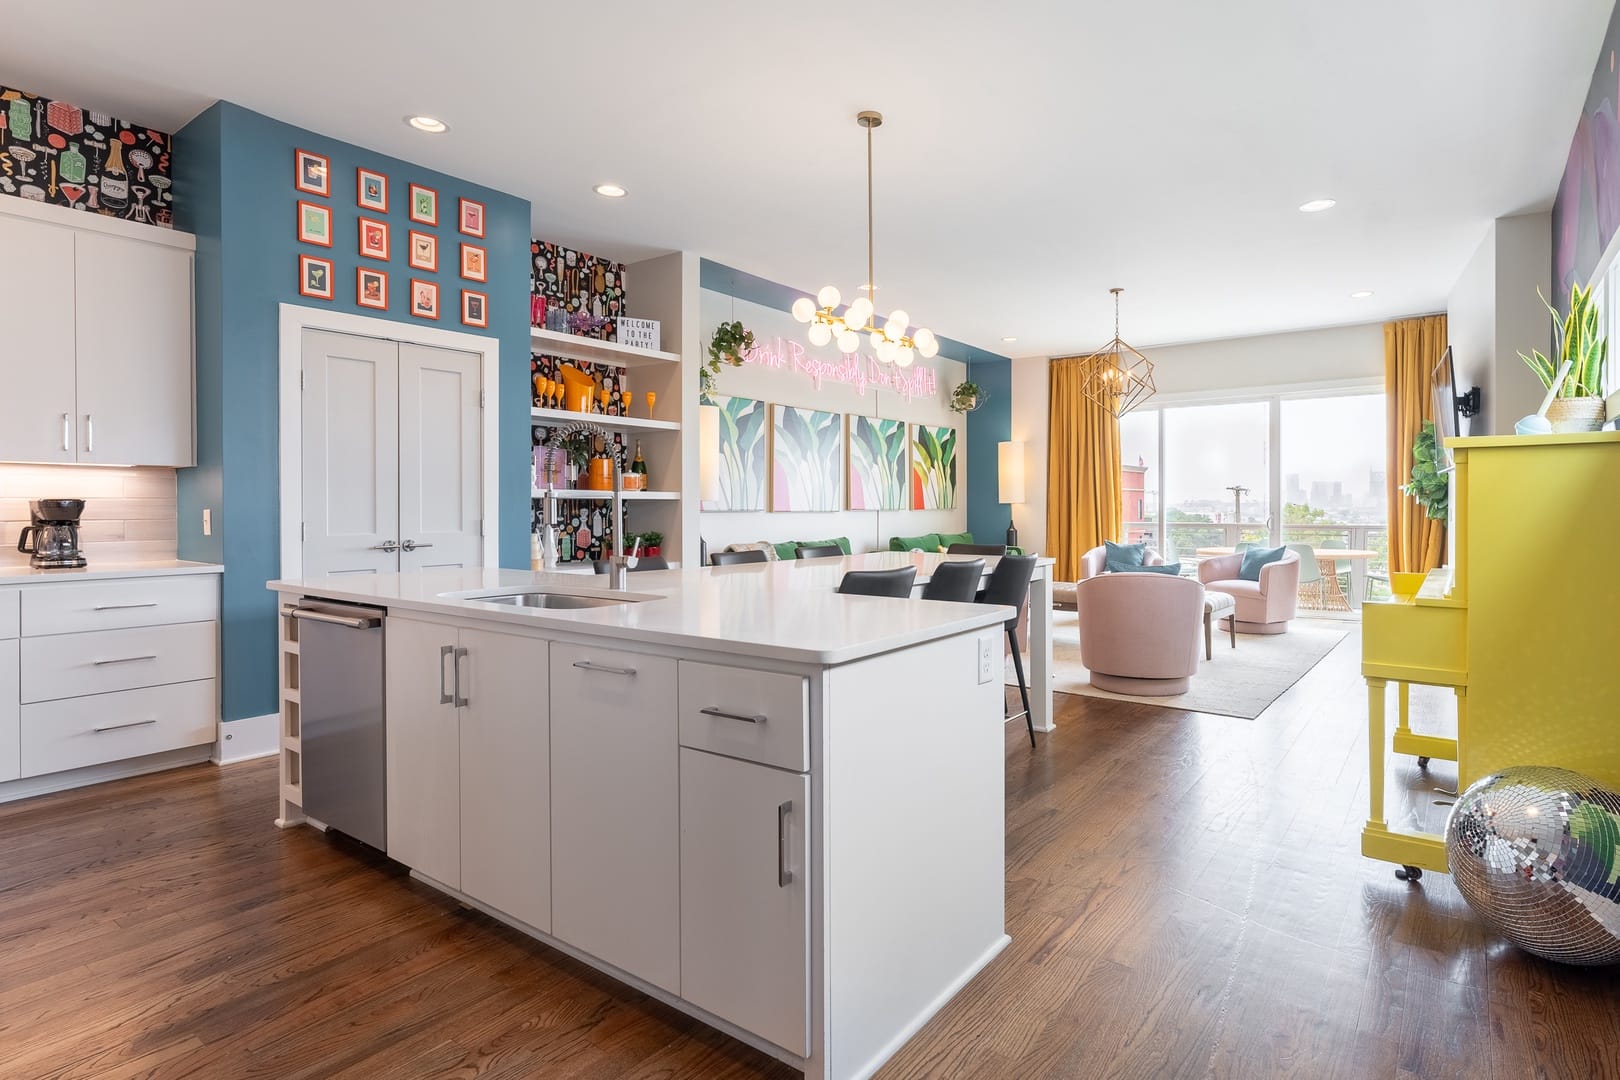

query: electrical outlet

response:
[202,508,212,536]
[977,632,995,684]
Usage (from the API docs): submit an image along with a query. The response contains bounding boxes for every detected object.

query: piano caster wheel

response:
[1395,865,1423,882]
[1417,756,1431,770]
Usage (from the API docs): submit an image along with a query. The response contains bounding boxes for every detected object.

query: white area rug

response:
[1007,611,1350,719]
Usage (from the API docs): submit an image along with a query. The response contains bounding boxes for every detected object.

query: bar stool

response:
[978,554,1038,747]
[710,549,768,566]
[946,543,1006,556]
[920,558,984,602]
[592,554,669,573]
[836,566,916,597]
[796,544,844,559]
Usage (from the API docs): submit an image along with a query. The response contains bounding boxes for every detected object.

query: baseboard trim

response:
[214,712,279,765]
[0,745,213,804]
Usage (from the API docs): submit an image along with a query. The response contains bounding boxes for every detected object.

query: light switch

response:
[202,508,212,536]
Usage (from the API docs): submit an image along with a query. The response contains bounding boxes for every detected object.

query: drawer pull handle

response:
[572,660,636,677]
[700,706,766,725]
[777,800,794,887]
[439,644,454,705]
[93,654,158,666]
[61,413,71,452]
[94,718,158,733]
[94,602,159,611]
[453,647,469,708]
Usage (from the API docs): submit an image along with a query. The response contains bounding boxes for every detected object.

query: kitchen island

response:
[268,559,1016,1080]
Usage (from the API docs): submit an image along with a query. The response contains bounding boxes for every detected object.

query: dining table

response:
[1195,546,1379,608]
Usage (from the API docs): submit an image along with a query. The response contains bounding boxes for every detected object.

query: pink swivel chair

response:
[1197,549,1301,635]
[1078,544,1167,579]
[1075,573,1206,695]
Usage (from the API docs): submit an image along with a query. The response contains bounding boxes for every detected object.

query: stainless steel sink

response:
[466,591,642,609]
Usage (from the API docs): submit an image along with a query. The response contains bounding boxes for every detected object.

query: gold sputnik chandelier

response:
[791,110,938,367]
[1080,288,1156,417]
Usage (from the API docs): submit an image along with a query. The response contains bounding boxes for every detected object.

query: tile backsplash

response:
[0,464,178,566]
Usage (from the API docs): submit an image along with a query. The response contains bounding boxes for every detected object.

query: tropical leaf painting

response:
[712,395,768,511]
[911,424,958,510]
[772,405,844,512]
[848,415,908,511]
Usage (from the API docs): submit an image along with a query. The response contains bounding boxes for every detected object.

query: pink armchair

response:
[1079,544,1168,579]
[1197,549,1301,634]
[1076,573,1205,695]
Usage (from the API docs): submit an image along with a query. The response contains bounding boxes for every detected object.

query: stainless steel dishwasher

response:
[289,600,387,850]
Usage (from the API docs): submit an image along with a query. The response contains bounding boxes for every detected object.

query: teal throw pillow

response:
[1238,545,1287,581]
[1104,559,1182,576]
[1104,540,1147,567]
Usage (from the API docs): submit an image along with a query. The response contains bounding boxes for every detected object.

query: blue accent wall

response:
[175,101,532,723]
[699,259,1012,547]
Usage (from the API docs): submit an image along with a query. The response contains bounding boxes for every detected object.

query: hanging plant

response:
[1400,420,1448,521]
[701,320,756,397]
[949,381,984,414]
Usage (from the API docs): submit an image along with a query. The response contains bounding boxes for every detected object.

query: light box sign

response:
[619,317,660,351]
[740,336,938,402]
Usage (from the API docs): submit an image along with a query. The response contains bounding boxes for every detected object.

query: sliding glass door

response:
[1159,401,1270,562]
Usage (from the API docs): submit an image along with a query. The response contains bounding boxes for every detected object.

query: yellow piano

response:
[1362,431,1620,879]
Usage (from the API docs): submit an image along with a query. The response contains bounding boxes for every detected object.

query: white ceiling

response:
[2,0,1610,356]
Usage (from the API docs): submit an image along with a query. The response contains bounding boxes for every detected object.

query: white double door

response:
[302,329,483,576]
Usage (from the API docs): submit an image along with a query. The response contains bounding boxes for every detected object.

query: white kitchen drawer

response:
[21,575,218,637]
[21,621,217,704]
[20,678,216,778]
[678,661,808,773]
[0,589,17,640]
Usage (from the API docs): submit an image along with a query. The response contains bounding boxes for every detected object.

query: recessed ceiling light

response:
[593,183,627,199]
[406,115,448,133]
[1350,290,1374,299]
[1298,198,1337,213]
[1002,336,1018,343]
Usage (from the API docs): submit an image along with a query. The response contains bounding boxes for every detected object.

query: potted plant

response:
[637,530,664,557]
[701,320,756,397]
[1519,282,1610,432]
[1401,420,1448,522]
[949,381,984,414]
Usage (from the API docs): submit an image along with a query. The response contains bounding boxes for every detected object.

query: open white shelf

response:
[530,487,681,501]
[529,326,680,368]
[530,406,679,432]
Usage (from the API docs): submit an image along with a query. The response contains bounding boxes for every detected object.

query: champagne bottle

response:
[630,442,647,476]
[101,139,129,211]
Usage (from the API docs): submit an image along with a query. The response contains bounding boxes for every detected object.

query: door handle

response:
[94,717,158,733]
[777,800,794,887]
[94,602,158,611]
[289,608,382,630]
[371,540,400,553]
[700,706,765,725]
[93,654,158,666]
[85,414,93,453]
[453,647,469,708]
[571,660,637,677]
[439,644,454,705]
[62,413,70,452]
[401,539,434,552]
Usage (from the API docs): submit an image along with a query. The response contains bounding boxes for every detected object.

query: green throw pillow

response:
[1239,545,1287,581]
[938,532,975,549]
[797,537,852,555]
[1104,540,1147,567]
[1104,559,1182,575]
[771,541,800,561]
[890,533,940,552]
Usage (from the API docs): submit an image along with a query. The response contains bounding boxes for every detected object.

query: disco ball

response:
[1446,766,1620,966]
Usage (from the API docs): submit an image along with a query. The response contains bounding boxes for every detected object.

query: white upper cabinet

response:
[74,231,195,467]
[0,216,78,464]
[0,203,194,468]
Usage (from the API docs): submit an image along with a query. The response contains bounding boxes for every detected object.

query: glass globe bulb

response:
[846,297,873,327]
[917,337,939,359]
[808,322,833,347]
[876,338,897,363]
[913,327,935,348]
[817,285,842,309]
[791,297,816,323]
[895,346,914,367]
[887,309,910,335]
[836,329,860,353]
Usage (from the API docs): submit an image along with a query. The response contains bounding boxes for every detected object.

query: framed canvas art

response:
[707,395,768,512]
[408,230,438,272]
[298,254,333,300]
[460,242,486,282]
[357,266,388,310]
[410,278,439,320]
[408,183,438,225]
[297,200,331,246]
[461,289,488,328]
[458,197,485,237]
[357,167,388,212]
[772,405,843,512]
[294,148,329,196]
[358,217,389,260]
[910,424,958,510]
[847,415,908,511]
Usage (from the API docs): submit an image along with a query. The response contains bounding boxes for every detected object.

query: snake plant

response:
[1519,282,1609,397]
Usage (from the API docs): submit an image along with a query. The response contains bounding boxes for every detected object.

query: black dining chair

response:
[796,544,845,560]
[710,549,768,566]
[921,558,984,603]
[946,542,1007,556]
[836,566,917,597]
[592,554,670,574]
[978,553,1038,747]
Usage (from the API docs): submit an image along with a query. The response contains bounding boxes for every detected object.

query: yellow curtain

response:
[1047,357,1122,581]
[1384,314,1448,573]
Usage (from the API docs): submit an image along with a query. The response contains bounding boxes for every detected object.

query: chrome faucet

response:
[606,461,640,590]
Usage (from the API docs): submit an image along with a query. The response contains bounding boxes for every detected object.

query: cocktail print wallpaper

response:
[0,85,173,227]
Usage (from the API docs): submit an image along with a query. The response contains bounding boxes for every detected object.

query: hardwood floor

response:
[2,628,1616,1079]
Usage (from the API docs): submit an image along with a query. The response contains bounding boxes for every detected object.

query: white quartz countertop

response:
[0,559,223,585]
[269,552,1035,666]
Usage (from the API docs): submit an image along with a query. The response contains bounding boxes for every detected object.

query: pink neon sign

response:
[739,336,939,402]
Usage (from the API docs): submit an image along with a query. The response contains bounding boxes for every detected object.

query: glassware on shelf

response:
[622,391,635,416]
[598,387,611,415]
[645,391,657,419]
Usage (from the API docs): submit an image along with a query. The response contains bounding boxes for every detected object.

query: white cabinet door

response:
[302,330,401,577]
[398,343,483,572]
[0,641,18,783]
[384,615,460,888]
[679,749,810,1055]
[550,643,680,993]
[459,626,549,932]
[73,231,194,466]
[0,216,77,463]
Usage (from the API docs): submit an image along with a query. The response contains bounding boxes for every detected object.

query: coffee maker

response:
[16,499,87,569]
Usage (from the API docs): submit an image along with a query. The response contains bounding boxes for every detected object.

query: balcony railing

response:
[1125,521,1391,604]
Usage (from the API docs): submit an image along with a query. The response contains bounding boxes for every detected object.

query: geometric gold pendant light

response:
[1079,287,1156,418]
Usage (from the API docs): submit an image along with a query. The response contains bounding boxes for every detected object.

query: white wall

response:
[698,290,968,555]
[1447,229,1496,436]
[1009,321,1387,564]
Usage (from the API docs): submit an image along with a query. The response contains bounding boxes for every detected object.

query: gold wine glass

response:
[645,391,657,418]
[621,391,635,415]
